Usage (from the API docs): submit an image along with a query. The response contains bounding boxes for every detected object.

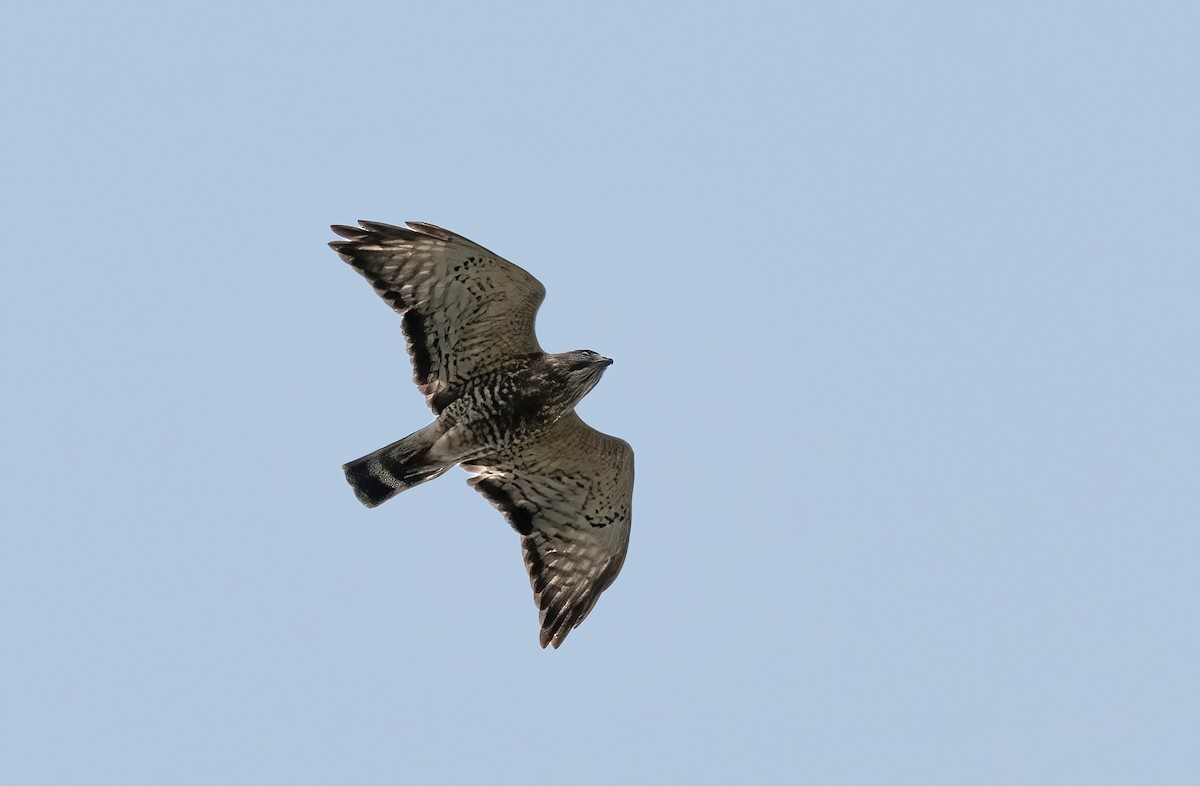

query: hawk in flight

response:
[330,220,634,648]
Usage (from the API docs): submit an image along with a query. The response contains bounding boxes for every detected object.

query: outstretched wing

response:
[330,221,546,413]
[465,412,634,648]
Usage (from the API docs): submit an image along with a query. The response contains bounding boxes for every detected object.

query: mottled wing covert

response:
[330,221,546,413]
[465,412,634,648]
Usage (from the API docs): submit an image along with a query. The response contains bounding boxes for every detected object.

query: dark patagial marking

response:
[401,309,433,383]
[381,288,410,310]
[430,388,459,413]
[474,478,534,536]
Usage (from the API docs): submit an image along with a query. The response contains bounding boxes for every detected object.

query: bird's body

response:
[330,220,633,648]
[436,354,600,455]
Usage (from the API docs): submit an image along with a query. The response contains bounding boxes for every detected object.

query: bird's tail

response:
[342,423,452,508]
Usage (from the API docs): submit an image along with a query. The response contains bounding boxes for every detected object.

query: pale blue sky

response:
[3,2,1199,784]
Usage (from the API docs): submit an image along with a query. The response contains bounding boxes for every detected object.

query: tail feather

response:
[342,423,450,508]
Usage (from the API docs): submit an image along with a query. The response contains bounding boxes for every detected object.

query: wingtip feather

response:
[357,219,411,235]
[328,240,357,261]
[405,221,456,241]
[330,224,367,240]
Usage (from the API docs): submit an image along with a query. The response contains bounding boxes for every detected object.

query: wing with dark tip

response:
[330,221,546,413]
[464,412,634,649]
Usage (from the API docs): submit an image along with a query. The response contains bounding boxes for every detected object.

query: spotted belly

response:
[436,374,563,460]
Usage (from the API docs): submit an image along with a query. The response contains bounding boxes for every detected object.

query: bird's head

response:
[548,349,614,403]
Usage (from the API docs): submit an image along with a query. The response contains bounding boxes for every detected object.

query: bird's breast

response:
[439,371,564,452]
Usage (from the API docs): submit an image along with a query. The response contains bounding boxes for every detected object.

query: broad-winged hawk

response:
[330,220,634,648]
